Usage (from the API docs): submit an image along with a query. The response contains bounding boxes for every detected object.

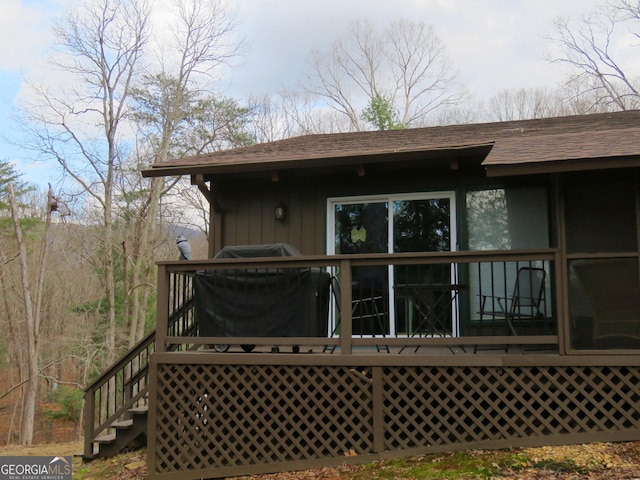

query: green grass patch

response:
[347,450,534,479]
[530,458,591,475]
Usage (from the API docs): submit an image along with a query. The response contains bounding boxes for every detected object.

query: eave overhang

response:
[485,155,640,177]
[482,128,640,177]
[140,116,640,181]
[140,143,494,179]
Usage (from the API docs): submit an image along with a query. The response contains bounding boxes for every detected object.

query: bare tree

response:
[489,85,620,123]
[247,91,353,141]
[434,102,487,126]
[7,184,54,445]
[558,77,621,115]
[306,18,465,131]
[488,87,569,121]
[547,0,640,111]
[19,0,151,365]
[125,0,245,345]
[246,94,296,142]
[0,162,30,444]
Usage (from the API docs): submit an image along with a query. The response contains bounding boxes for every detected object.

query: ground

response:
[2,440,640,479]
[1,391,639,479]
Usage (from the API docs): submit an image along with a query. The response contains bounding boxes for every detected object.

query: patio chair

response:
[475,266,546,353]
[323,276,390,353]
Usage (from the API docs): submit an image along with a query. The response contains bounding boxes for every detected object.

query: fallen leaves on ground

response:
[5,440,640,479]
[231,442,640,480]
[482,441,640,480]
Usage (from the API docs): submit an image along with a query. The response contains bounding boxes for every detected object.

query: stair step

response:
[128,406,148,415]
[95,433,116,444]
[112,419,134,429]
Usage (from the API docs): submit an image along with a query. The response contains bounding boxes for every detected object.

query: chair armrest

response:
[478,294,510,302]
[478,294,510,315]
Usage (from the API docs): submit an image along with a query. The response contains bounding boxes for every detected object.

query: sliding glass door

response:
[328,192,457,336]
[332,201,389,335]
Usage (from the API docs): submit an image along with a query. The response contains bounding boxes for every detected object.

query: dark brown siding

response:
[213,177,327,255]
[211,163,495,256]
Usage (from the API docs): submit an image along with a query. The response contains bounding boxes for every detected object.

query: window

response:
[465,187,550,321]
[330,193,456,256]
[465,187,549,251]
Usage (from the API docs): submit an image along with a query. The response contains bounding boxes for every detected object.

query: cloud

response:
[0,0,77,73]
[0,0,50,72]
[228,0,605,100]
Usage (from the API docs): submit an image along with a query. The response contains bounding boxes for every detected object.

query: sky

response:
[0,0,607,188]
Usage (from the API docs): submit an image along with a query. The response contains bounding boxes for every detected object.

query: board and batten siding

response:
[213,179,327,255]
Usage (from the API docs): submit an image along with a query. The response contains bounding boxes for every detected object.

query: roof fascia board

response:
[484,155,640,177]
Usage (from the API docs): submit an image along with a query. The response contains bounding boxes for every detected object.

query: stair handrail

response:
[83,295,195,459]
[82,329,156,459]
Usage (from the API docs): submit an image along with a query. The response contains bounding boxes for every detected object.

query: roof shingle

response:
[142,110,640,177]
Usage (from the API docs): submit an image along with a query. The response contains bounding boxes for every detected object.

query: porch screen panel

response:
[565,172,640,350]
[569,259,640,349]
[565,177,637,254]
[465,187,550,320]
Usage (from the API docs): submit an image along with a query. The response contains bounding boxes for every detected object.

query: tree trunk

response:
[8,184,37,445]
[136,177,164,343]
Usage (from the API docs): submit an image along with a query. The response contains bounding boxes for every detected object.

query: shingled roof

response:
[141,110,640,178]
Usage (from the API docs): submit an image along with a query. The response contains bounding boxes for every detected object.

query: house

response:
[84,110,640,479]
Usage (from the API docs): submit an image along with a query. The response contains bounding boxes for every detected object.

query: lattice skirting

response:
[149,363,640,479]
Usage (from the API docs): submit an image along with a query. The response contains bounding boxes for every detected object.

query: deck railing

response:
[82,331,154,458]
[155,249,561,355]
[82,298,193,458]
[145,249,640,480]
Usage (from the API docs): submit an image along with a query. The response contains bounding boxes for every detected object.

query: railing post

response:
[83,389,96,458]
[156,264,169,353]
[554,250,567,354]
[340,259,352,355]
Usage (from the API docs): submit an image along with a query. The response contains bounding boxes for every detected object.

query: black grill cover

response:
[195,244,330,338]
[213,243,303,259]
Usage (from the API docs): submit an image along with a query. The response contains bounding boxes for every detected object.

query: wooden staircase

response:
[82,329,154,460]
[83,296,195,460]
[93,406,148,458]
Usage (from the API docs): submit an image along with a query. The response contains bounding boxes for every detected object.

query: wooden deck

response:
[147,351,640,480]
[83,249,640,479]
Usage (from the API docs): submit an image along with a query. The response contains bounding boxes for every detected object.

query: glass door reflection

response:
[393,197,457,337]
[334,201,389,335]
